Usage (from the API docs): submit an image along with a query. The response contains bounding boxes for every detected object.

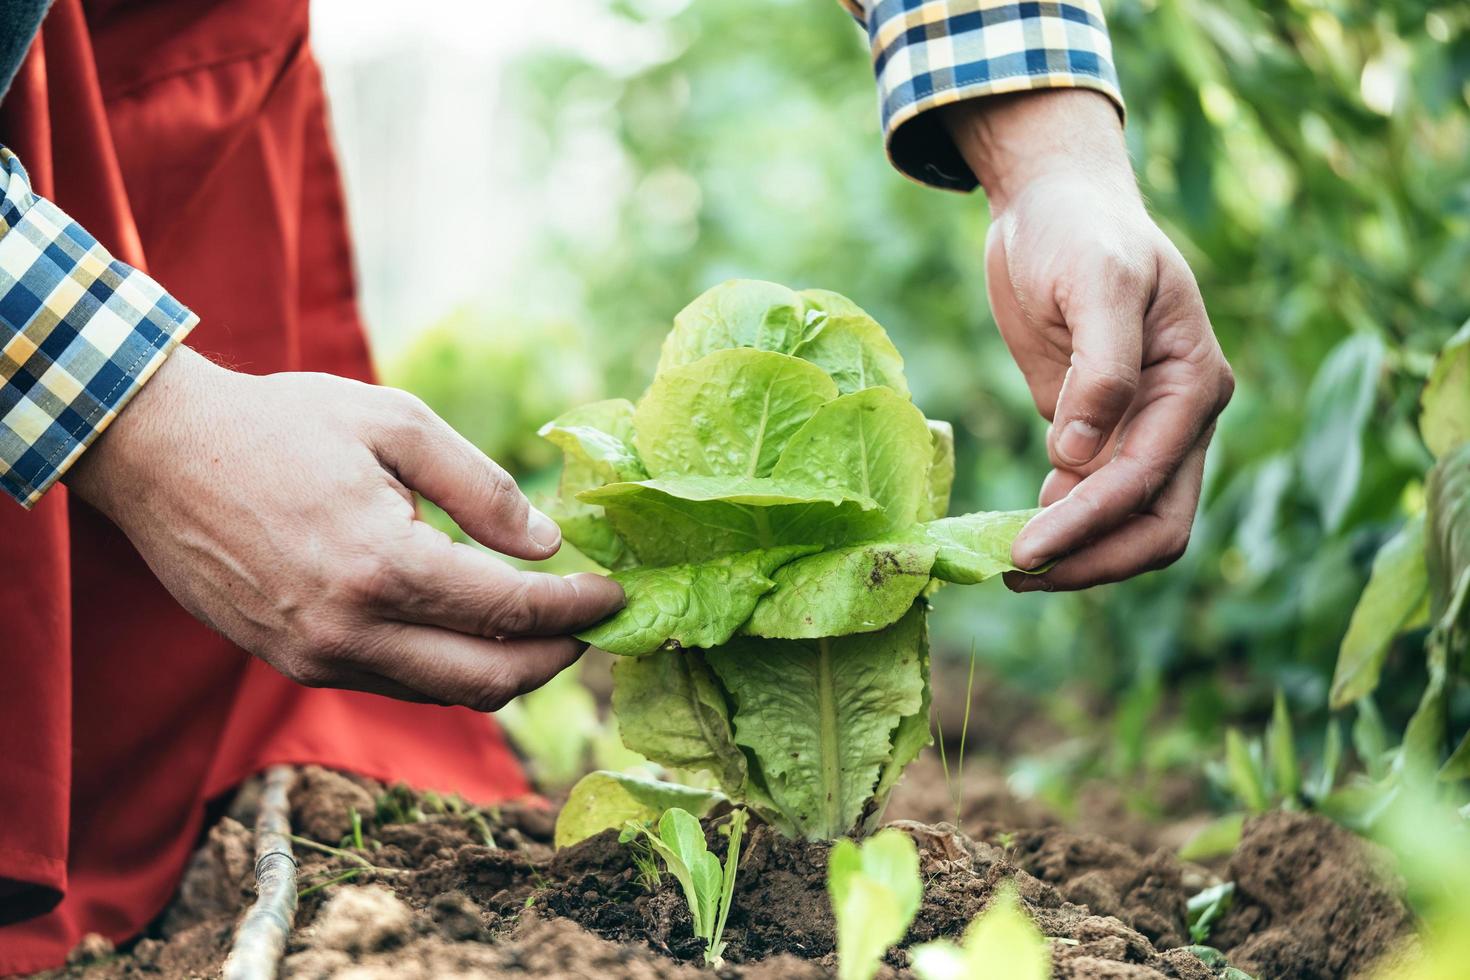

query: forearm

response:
[941,90,1137,212]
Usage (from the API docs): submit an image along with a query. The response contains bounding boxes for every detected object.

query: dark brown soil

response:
[1209,811,1415,979]
[39,761,1414,980]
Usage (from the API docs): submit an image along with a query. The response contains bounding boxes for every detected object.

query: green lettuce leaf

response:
[791,313,910,398]
[871,622,932,815]
[773,386,932,534]
[707,607,927,839]
[554,771,723,849]
[580,545,817,655]
[611,650,749,793]
[917,509,1039,584]
[539,399,646,568]
[919,420,955,522]
[636,347,838,479]
[539,399,647,483]
[743,541,936,639]
[581,475,879,564]
[1420,320,1470,459]
[656,279,811,374]
[798,287,868,318]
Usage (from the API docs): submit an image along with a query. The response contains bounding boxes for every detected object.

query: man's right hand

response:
[66,346,625,710]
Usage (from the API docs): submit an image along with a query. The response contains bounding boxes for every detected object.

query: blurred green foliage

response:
[388,0,1470,791]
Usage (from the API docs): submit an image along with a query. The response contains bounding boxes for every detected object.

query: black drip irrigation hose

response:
[222,766,298,980]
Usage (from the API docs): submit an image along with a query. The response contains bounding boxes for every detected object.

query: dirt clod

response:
[289,766,377,845]
[309,885,415,954]
[1212,811,1413,979]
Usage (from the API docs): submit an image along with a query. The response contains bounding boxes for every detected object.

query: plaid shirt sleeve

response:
[841,0,1125,191]
[0,146,197,508]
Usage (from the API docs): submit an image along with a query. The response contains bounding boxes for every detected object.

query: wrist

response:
[65,346,218,515]
[942,90,1134,213]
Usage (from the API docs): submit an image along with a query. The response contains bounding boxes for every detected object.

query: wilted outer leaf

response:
[1300,333,1384,532]
[554,770,723,849]
[582,475,878,564]
[612,650,748,794]
[744,542,935,639]
[656,279,810,374]
[540,399,647,568]
[919,421,954,522]
[1420,320,1470,458]
[918,509,1039,583]
[707,607,927,839]
[636,348,838,478]
[580,545,816,655]
[1330,513,1428,708]
[828,829,923,980]
[791,313,910,398]
[773,386,932,534]
[911,885,1050,980]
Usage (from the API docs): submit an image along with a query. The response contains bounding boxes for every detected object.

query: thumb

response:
[373,392,561,560]
[1051,281,1145,468]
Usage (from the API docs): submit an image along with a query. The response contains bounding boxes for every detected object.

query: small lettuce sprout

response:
[621,807,748,967]
[1186,881,1236,944]
[910,883,1050,980]
[827,828,923,980]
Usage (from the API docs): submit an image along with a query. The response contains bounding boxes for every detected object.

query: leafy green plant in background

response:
[827,828,923,980]
[546,280,1034,841]
[910,883,1050,980]
[620,807,748,967]
[1182,689,1347,860]
[1328,323,1470,791]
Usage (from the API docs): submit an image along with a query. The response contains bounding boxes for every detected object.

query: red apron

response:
[0,1,531,972]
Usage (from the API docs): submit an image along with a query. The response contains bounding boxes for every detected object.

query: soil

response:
[37,757,1414,980]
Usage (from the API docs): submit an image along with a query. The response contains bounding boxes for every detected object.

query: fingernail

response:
[1014,551,1056,573]
[527,507,561,549]
[1056,420,1102,465]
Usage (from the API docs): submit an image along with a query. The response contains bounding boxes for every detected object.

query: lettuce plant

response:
[542,280,1034,840]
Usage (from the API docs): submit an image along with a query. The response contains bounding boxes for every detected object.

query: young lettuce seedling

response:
[545,280,1038,840]
[827,828,923,980]
[621,807,748,967]
[910,883,1050,980]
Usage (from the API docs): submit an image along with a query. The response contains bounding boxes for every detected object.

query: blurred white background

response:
[310,0,681,360]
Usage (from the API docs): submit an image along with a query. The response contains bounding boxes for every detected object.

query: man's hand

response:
[944,91,1234,591]
[66,347,624,709]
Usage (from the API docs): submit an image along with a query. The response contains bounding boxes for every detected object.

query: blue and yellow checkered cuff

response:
[0,148,197,508]
[848,0,1125,191]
